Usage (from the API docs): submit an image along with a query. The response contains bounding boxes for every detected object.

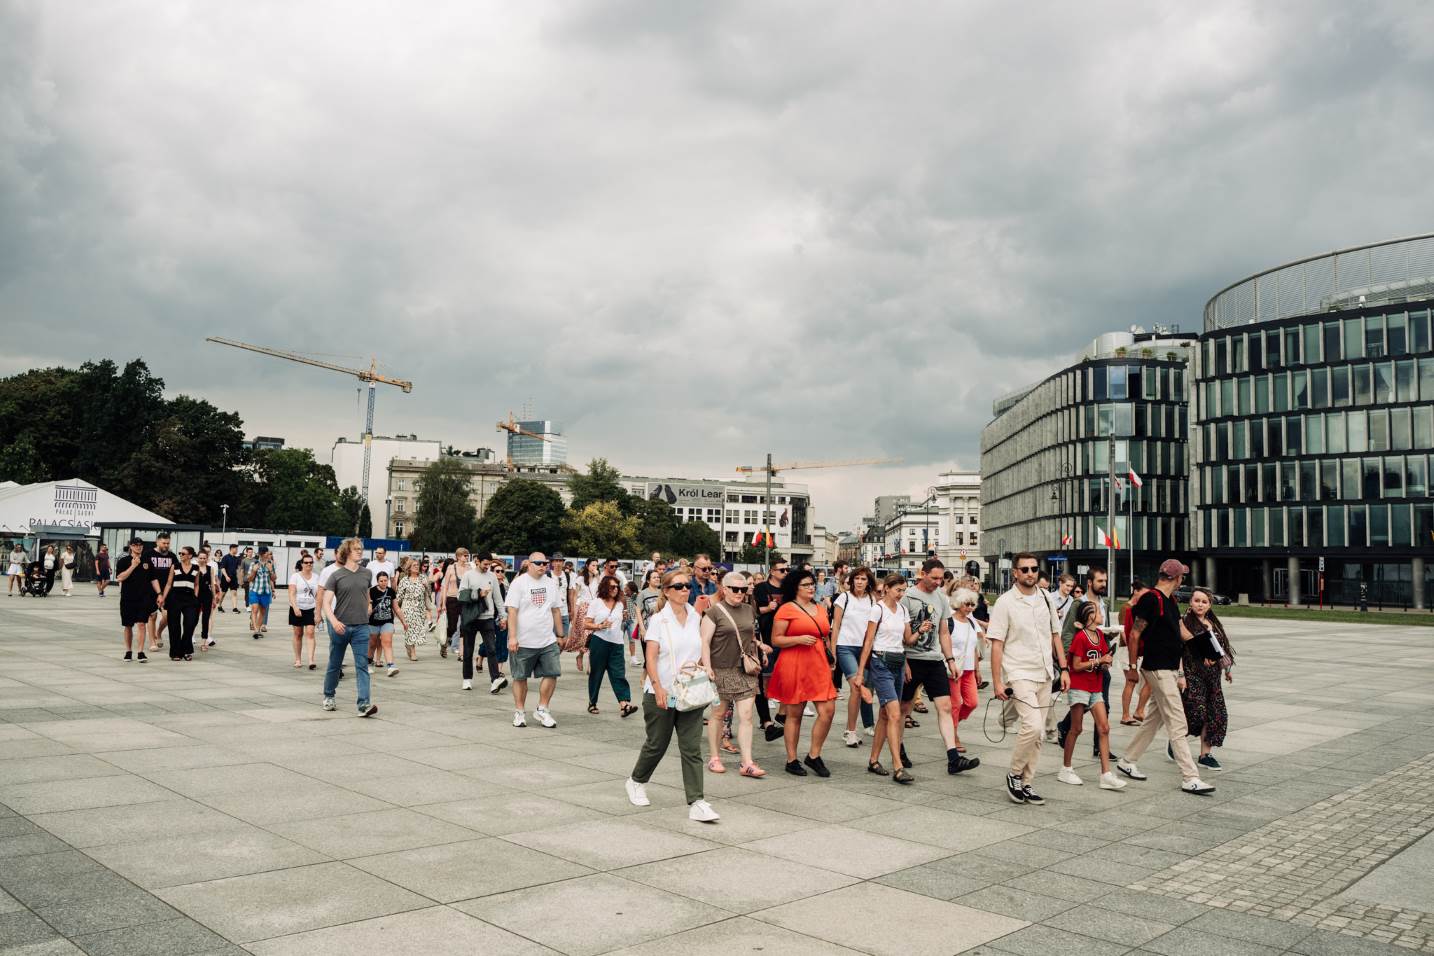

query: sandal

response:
[739,762,767,778]
[893,768,914,785]
[707,757,726,773]
[1120,718,1142,726]
[293,661,303,668]
[619,703,637,719]
[587,704,600,715]
[720,739,740,754]
[904,716,919,729]
[867,761,889,776]
[913,701,928,714]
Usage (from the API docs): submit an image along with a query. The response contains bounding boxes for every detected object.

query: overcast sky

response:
[5,1,1434,530]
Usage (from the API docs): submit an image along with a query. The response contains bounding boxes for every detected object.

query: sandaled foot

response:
[587,704,600,715]
[867,761,889,776]
[707,756,726,773]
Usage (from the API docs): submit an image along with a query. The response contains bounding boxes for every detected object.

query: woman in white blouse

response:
[948,588,984,761]
[288,555,319,669]
[624,570,720,823]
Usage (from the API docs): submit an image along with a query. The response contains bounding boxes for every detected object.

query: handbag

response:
[672,664,718,712]
[714,603,762,676]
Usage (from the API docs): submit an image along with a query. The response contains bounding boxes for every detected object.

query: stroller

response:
[24,560,49,596]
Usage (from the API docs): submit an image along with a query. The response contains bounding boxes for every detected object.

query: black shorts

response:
[120,601,154,627]
[289,607,315,627]
[901,657,951,702]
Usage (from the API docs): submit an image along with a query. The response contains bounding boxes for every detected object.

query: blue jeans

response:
[836,645,875,729]
[323,623,372,710]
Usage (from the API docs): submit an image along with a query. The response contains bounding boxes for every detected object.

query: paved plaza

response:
[2,594,1434,955]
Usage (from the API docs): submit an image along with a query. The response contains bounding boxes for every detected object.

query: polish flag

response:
[1098,526,1122,549]
[1128,469,1144,489]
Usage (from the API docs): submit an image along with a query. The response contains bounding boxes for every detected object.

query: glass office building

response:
[1193,235,1434,608]
[980,331,1196,588]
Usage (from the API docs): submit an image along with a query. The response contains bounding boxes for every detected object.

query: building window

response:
[396,500,405,513]
[394,522,405,537]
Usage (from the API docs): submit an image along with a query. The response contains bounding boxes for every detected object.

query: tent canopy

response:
[0,479,172,537]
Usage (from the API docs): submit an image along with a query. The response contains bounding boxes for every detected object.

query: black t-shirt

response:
[146,547,176,591]
[369,586,396,625]
[754,581,782,638]
[219,554,241,581]
[1134,588,1182,671]
[116,554,152,603]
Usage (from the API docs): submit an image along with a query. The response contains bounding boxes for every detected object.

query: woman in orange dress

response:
[767,568,838,777]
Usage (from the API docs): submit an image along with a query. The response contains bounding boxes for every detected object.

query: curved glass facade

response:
[981,351,1191,579]
[1191,302,1434,605]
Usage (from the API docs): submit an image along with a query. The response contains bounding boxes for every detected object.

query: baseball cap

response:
[1157,559,1189,579]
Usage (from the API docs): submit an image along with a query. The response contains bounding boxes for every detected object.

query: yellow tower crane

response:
[205,337,413,533]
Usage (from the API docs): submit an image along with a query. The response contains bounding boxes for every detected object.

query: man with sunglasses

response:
[988,552,1070,805]
[753,561,789,741]
[688,554,718,613]
[505,552,564,728]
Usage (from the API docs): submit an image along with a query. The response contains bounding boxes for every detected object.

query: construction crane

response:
[734,455,901,566]
[205,337,413,533]
[496,413,551,471]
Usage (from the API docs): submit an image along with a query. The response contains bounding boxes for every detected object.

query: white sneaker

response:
[842,730,861,748]
[688,799,720,823]
[629,655,644,666]
[386,665,398,677]
[625,778,650,807]
[865,726,876,736]
[322,698,336,711]
[1043,730,1058,743]
[1099,772,1127,791]
[1181,778,1216,795]
[1057,766,1083,786]
[535,706,557,728]
[490,676,508,694]
[1116,761,1147,781]
[804,703,817,717]
[462,679,472,690]
[512,710,527,728]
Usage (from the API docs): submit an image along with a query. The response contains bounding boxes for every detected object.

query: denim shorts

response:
[247,590,272,608]
[1067,688,1104,708]
[512,643,562,680]
[865,653,905,707]
[835,645,864,679]
[372,623,394,635]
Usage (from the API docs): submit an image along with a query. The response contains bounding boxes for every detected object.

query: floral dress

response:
[395,576,432,646]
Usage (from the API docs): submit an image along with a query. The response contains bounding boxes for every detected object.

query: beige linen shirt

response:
[986,585,1061,684]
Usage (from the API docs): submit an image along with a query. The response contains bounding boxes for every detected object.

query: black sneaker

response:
[899,744,913,769]
[122,651,132,662]
[1021,785,1045,806]
[1057,727,1067,750]
[1167,742,1175,762]
[785,759,807,777]
[1198,753,1223,772]
[1005,773,1027,804]
[803,755,830,778]
[253,633,261,640]
[764,724,784,742]
[136,652,148,662]
[948,754,980,774]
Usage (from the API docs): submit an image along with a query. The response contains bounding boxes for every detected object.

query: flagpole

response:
[1106,434,1115,598]
[1129,481,1136,592]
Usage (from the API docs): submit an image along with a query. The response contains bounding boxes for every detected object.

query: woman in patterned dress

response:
[1179,588,1234,773]
[394,558,433,661]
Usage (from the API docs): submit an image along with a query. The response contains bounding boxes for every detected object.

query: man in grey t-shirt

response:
[322,539,378,717]
[900,559,977,775]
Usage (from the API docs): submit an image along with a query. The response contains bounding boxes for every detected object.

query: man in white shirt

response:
[506,552,564,728]
[366,547,395,587]
[989,552,1070,807]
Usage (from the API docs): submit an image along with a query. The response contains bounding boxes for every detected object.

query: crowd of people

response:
[95,536,1235,821]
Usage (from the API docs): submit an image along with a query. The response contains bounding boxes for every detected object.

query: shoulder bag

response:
[715,602,762,675]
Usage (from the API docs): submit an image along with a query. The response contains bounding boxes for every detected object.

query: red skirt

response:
[766,641,836,703]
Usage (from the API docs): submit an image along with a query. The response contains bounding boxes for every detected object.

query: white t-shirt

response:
[544,572,575,614]
[585,599,626,645]
[575,576,599,606]
[504,573,560,649]
[291,572,319,611]
[834,592,875,648]
[950,616,980,672]
[643,603,703,695]
[367,559,395,586]
[868,601,910,654]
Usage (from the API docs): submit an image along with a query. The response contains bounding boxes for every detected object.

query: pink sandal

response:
[707,757,726,773]
[739,762,767,778]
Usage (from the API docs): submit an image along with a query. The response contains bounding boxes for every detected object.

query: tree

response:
[671,520,721,560]
[562,501,641,558]
[0,435,45,485]
[408,458,479,551]
[476,479,565,555]
[246,449,347,533]
[739,544,784,566]
[337,486,371,536]
[568,458,630,514]
[629,493,678,555]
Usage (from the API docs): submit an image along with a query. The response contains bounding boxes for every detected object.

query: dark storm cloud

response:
[3,0,1434,527]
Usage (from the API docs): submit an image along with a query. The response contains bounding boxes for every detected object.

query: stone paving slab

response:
[2,594,1433,954]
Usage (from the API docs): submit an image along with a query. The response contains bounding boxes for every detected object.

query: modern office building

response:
[1192,234,1434,608]
[980,330,1197,589]
[509,420,568,467]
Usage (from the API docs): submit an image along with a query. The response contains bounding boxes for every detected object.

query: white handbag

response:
[672,664,718,712]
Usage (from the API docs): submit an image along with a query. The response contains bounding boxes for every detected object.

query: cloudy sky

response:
[4,1,1434,529]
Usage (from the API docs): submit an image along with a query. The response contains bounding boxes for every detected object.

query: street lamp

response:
[220,504,228,538]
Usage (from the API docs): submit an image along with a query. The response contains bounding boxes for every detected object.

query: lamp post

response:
[220,504,228,539]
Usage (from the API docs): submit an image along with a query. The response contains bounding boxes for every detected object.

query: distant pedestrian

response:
[115,538,152,661]
[41,545,58,595]
[94,544,111,598]
[1179,588,1234,773]
[162,547,202,661]
[1120,579,1154,726]
[1057,601,1124,791]
[289,553,319,669]
[850,573,916,782]
[245,547,275,640]
[505,552,563,728]
[195,548,219,649]
[6,543,24,596]
[395,558,433,661]
[830,566,877,746]
[947,587,983,759]
[238,546,255,613]
[457,553,506,692]
[60,545,76,596]
[146,534,176,648]
[217,544,241,612]
[366,546,395,586]
[584,574,635,716]
[368,571,398,676]
[440,550,474,660]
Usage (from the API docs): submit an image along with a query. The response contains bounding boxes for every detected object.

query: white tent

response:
[0,478,172,537]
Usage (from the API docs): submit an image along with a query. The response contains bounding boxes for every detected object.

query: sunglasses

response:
[727,586,749,593]
[531,560,549,566]
[301,560,313,565]
[668,582,691,590]
[799,580,816,586]
[773,567,789,573]
[1016,566,1039,573]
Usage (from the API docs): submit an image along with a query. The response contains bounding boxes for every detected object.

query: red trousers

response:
[949,670,979,726]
